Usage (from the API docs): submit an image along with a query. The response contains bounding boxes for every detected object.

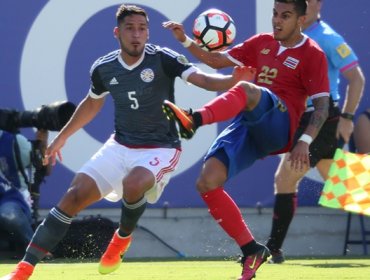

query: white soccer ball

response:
[192,9,236,52]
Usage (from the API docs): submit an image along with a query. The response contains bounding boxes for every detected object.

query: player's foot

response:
[238,244,270,280]
[0,261,34,280]
[98,231,132,275]
[267,249,285,264]
[162,100,196,139]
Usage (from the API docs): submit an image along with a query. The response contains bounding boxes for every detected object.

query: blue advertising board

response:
[1,0,369,209]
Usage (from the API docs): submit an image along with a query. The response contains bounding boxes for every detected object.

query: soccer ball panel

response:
[225,22,236,44]
[203,29,224,49]
[207,13,229,29]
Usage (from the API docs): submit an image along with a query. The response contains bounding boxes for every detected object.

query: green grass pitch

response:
[1,258,370,280]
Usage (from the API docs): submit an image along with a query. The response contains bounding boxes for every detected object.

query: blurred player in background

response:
[1,4,251,280]
[163,0,330,278]
[265,0,365,263]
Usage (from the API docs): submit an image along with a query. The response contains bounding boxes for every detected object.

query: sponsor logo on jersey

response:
[283,56,299,69]
[177,55,189,65]
[336,43,351,58]
[109,77,119,85]
[140,68,155,83]
[260,48,270,55]
[277,99,287,112]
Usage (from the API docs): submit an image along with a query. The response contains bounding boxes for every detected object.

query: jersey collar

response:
[117,50,145,71]
[277,34,308,55]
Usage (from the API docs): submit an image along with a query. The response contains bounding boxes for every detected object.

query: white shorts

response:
[79,137,181,204]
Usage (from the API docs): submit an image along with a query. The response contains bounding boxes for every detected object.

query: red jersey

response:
[227,33,329,150]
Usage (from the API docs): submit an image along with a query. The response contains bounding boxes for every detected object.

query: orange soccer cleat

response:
[162,100,196,139]
[98,231,132,275]
[0,261,34,280]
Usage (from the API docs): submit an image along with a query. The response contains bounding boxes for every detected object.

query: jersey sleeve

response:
[160,47,198,81]
[302,45,330,99]
[89,62,108,98]
[226,34,262,67]
[324,34,359,73]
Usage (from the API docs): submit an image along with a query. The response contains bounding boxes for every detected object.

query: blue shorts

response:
[204,87,290,179]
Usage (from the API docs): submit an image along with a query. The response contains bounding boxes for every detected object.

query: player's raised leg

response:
[163,83,251,139]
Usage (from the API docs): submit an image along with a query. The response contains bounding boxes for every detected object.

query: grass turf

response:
[1,258,370,280]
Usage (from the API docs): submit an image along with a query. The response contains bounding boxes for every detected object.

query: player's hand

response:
[43,135,66,166]
[232,66,256,83]
[336,117,354,143]
[288,141,310,172]
[162,21,187,43]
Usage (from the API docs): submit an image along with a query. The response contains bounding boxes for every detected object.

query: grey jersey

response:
[89,44,197,148]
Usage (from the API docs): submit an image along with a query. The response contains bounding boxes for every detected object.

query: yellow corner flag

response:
[319,148,370,216]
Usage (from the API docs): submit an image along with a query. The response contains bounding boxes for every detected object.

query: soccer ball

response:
[192,9,236,52]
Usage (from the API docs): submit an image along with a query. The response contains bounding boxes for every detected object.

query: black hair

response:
[116,4,149,25]
[275,0,307,16]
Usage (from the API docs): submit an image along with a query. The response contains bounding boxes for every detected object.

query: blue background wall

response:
[1,0,369,209]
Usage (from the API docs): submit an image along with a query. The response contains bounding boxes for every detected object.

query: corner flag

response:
[319,149,370,216]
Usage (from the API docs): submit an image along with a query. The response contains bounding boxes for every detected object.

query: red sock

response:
[201,187,254,246]
[198,84,247,125]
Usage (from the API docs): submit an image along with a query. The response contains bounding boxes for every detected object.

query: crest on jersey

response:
[177,55,189,65]
[283,56,300,69]
[140,68,155,83]
[336,43,351,58]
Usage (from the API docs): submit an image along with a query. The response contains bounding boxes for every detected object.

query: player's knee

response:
[196,175,219,194]
[64,187,86,206]
[123,179,152,203]
[274,166,302,194]
[123,183,146,203]
[239,83,260,109]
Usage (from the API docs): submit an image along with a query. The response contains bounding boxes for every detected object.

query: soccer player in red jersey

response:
[265,0,365,264]
[163,0,330,279]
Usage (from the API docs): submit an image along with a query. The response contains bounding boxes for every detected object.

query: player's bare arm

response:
[188,66,256,91]
[306,96,330,136]
[289,96,329,171]
[162,21,234,69]
[44,95,105,166]
[337,65,365,142]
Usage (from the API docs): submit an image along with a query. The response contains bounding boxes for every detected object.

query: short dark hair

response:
[275,0,307,16]
[116,4,149,25]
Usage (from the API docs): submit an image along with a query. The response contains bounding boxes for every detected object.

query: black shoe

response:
[267,249,285,264]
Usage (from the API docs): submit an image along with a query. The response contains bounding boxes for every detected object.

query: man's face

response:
[114,14,149,57]
[272,2,305,43]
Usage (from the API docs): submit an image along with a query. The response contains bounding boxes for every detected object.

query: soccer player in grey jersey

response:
[90,45,189,149]
[2,4,253,280]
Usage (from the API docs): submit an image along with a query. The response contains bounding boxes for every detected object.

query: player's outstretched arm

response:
[187,66,256,92]
[43,95,104,166]
[162,21,234,69]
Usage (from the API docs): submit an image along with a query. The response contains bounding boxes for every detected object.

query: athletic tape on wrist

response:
[181,35,193,48]
[298,134,313,145]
